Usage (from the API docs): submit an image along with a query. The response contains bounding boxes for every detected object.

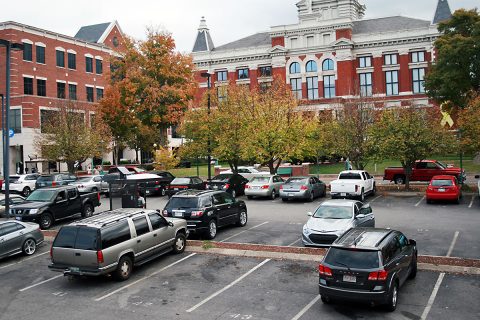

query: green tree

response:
[458,94,480,154]
[425,9,480,108]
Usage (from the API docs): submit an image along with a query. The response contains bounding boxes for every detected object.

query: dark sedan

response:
[206,174,249,198]
[166,176,206,197]
[0,220,44,259]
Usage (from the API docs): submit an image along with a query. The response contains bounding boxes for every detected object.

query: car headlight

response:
[303,224,311,235]
[29,209,38,215]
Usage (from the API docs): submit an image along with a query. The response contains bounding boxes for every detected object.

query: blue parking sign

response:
[8,129,14,138]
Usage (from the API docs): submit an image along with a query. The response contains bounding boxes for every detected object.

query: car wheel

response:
[22,187,31,197]
[206,219,217,240]
[322,188,327,197]
[161,187,166,196]
[308,192,314,202]
[394,176,405,185]
[82,204,94,218]
[385,282,398,312]
[39,213,53,230]
[426,198,432,204]
[172,233,186,254]
[114,255,133,281]
[91,187,98,192]
[270,190,276,200]
[22,238,37,256]
[320,295,331,304]
[455,196,460,204]
[360,189,365,202]
[282,198,288,202]
[408,255,417,280]
[247,195,253,200]
[371,183,376,196]
[236,210,248,227]
[231,189,236,198]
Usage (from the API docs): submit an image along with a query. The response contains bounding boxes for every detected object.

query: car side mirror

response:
[168,221,174,227]
[476,175,480,179]
[307,212,313,217]
[356,214,366,219]
[409,239,416,246]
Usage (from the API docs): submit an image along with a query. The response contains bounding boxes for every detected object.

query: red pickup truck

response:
[384,160,466,184]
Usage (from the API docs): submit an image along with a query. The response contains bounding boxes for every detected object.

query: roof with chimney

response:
[433,0,452,24]
[74,21,123,44]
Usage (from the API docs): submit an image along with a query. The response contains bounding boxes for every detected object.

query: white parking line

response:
[468,196,475,208]
[415,196,426,207]
[446,231,459,258]
[291,295,320,320]
[0,251,49,270]
[94,253,197,302]
[219,221,270,243]
[186,258,270,313]
[368,195,382,204]
[420,272,445,320]
[287,238,302,247]
[19,275,63,292]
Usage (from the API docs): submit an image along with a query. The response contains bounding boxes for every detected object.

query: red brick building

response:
[0,21,126,174]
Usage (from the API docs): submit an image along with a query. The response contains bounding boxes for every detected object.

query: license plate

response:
[438,188,445,192]
[174,188,179,191]
[173,210,184,217]
[341,193,346,197]
[15,217,22,221]
[253,186,259,190]
[146,190,151,194]
[288,193,294,197]
[69,267,80,273]
[343,275,356,283]
[213,186,218,190]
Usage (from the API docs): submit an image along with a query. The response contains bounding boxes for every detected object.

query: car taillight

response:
[245,184,250,189]
[162,209,168,216]
[318,264,333,277]
[427,187,433,191]
[191,210,204,218]
[223,183,230,189]
[261,185,269,189]
[355,185,359,192]
[280,185,283,190]
[368,270,388,281]
[155,180,160,185]
[300,185,308,190]
[52,181,57,187]
[97,250,104,264]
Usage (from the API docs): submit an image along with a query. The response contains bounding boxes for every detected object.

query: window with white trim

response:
[359,56,372,68]
[216,70,228,81]
[56,50,65,67]
[412,68,425,93]
[86,86,94,102]
[290,78,302,99]
[37,79,46,97]
[24,77,33,95]
[322,59,334,71]
[36,45,45,64]
[411,51,425,63]
[23,42,32,61]
[307,76,319,100]
[68,52,76,70]
[85,56,93,73]
[237,68,249,80]
[323,75,335,98]
[68,84,77,100]
[359,73,373,97]
[384,53,398,65]
[385,71,399,96]
[306,60,317,72]
[289,62,300,74]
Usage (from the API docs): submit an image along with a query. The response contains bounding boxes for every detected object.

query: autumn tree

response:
[457,94,480,154]
[35,101,111,173]
[372,105,456,189]
[154,147,179,170]
[302,111,339,166]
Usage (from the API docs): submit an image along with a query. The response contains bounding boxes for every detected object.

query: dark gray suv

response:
[49,208,188,281]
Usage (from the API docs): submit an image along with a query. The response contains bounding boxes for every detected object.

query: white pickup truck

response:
[330,170,376,201]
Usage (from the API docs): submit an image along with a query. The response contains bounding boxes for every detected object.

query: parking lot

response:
[0,193,479,320]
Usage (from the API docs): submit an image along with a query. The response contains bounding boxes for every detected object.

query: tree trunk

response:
[404,165,412,190]
[135,148,139,164]
[67,161,76,174]
[274,160,282,174]
[268,159,275,174]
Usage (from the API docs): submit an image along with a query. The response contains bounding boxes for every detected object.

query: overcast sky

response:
[1,0,478,53]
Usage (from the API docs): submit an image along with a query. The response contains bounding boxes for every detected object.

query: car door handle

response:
[153,234,157,237]
[75,253,81,256]
[395,262,400,266]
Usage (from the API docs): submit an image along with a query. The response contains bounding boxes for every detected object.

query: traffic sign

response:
[8,129,14,138]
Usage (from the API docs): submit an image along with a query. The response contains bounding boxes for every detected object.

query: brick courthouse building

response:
[190,0,452,112]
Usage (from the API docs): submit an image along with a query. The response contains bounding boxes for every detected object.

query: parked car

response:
[149,171,176,196]
[49,208,188,281]
[475,175,480,199]
[220,166,268,181]
[1,174,39,196]
[108,166,146,174]
[280,176,326,202]
[162,190,248,239]
[245,175,285,200]
[384,160,466,184]
[206,174,249,198]
[426,175,462,204]
[330,170,375,201]
[302,200,375,247]
[9,186,101,229]
[35,173,77,189]
[0,220,44,260]
[166,176,205,198]
[69,175,104,193]
[0,195,25,217]
[318,228,417,311]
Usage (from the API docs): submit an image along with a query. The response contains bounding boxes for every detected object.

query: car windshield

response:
[313,206,353,219]
[165,197,199,209]
[212,174,231,181]
[339,173,361,180]
[250,177,270,183]
[431,179,454,187]
[37,176,54,182]
[77,177,93,182]
[325,248,380,269]
[286,178,307,184]
[26,190,57,202]
[171,178,191,184]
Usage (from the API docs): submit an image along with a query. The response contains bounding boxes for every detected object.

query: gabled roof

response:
[213,32,270,52]
[353,16,431,34]
[433,0,452,24]
[75,22,111,43]
[192,17,215,52]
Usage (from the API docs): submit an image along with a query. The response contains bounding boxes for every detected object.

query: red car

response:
[426,175,462,204]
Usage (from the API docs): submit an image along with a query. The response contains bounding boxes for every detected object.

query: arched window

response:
[322,59,334,71]
[289,62,301,74]
[306,60,317,72]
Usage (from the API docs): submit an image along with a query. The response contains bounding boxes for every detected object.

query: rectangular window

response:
[56,50,65,67]
[23,43,32,61]
[306,76,319,100]
[85,57,93,73]
[412,68,426,93]
[237,68,249,80]
[323,75,336,98]
[95,59,103,74]
[411,51,425,63]
[359,56,372,68]
[23,77,33,95]
[216,70,227,82]
[96,88,104,100]
[385,70,399,96]
[290,38,298,48]
[37,79,46,97]
[36,46,45,64]
[86,86,94,102]
[259,66,272,77]
[9,109,21,133]
[359,73,373,97]
[306,36,314,47]
[57,82,66,99]
[68,84,77,100]
[290,78,302,99]
[68,52,76,69]
[384,53,398,65]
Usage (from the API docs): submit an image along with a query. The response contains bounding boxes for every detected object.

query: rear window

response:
[212,174,231,181]
[171,178,191,184]
[431,179,454,187]
[339,173,362,180]
[37,176,54,182]
[100,221,131,249]
[250,177,270,183]
[9,176,20,183]
[286,178,307,184]
[165,197,199,209]
[54,226,99,250]
[325,248,380,269]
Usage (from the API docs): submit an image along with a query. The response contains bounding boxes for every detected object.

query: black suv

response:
[162,190,248,239]
[206,174,249,198]
[318,228,417,311]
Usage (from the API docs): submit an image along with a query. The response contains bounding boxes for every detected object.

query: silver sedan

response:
[69,175,104,193]
[245,175,284,200]
[280,176,326,202]
[0,220,44,259]
[302,199,375,247]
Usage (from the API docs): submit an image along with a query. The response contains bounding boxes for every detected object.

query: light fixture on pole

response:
[200,72,212,181]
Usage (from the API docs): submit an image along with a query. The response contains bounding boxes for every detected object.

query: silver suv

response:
[49,208,188,281]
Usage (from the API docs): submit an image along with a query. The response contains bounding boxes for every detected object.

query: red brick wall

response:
[101,25,127,52]
[336,29,352,40]
[399,54,411,93]
[336,60,355,96]
[372,56,384,94]
[271,36,285,47]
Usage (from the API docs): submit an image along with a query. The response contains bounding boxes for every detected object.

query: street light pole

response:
[201,72,212,181]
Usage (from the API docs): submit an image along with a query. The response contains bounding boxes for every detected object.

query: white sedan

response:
[220,166,268,181]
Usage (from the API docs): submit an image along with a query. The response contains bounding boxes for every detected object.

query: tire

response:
[321,295,331,304]
[114,255,133,281]
[408,255,417,280]
[426,198,432,204]
[455,196,460,204]
[22,187,31,197]
[172,233,186,254]
[385,282,398,312]
[205,219,217,240]
[371,183,376,196]
[270,190,276,200]
[308,192,314,202]
[359,189,365,202]
[22,238,37,256]
[247,195,253,200]
[160,187,166,196]
[282,198,288,202]
[231,189,236,198]
[82,204,94,218]
[394,175,405,185]
[236,210,248,227]
[91,187,98,193]
[39,213,53,230]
